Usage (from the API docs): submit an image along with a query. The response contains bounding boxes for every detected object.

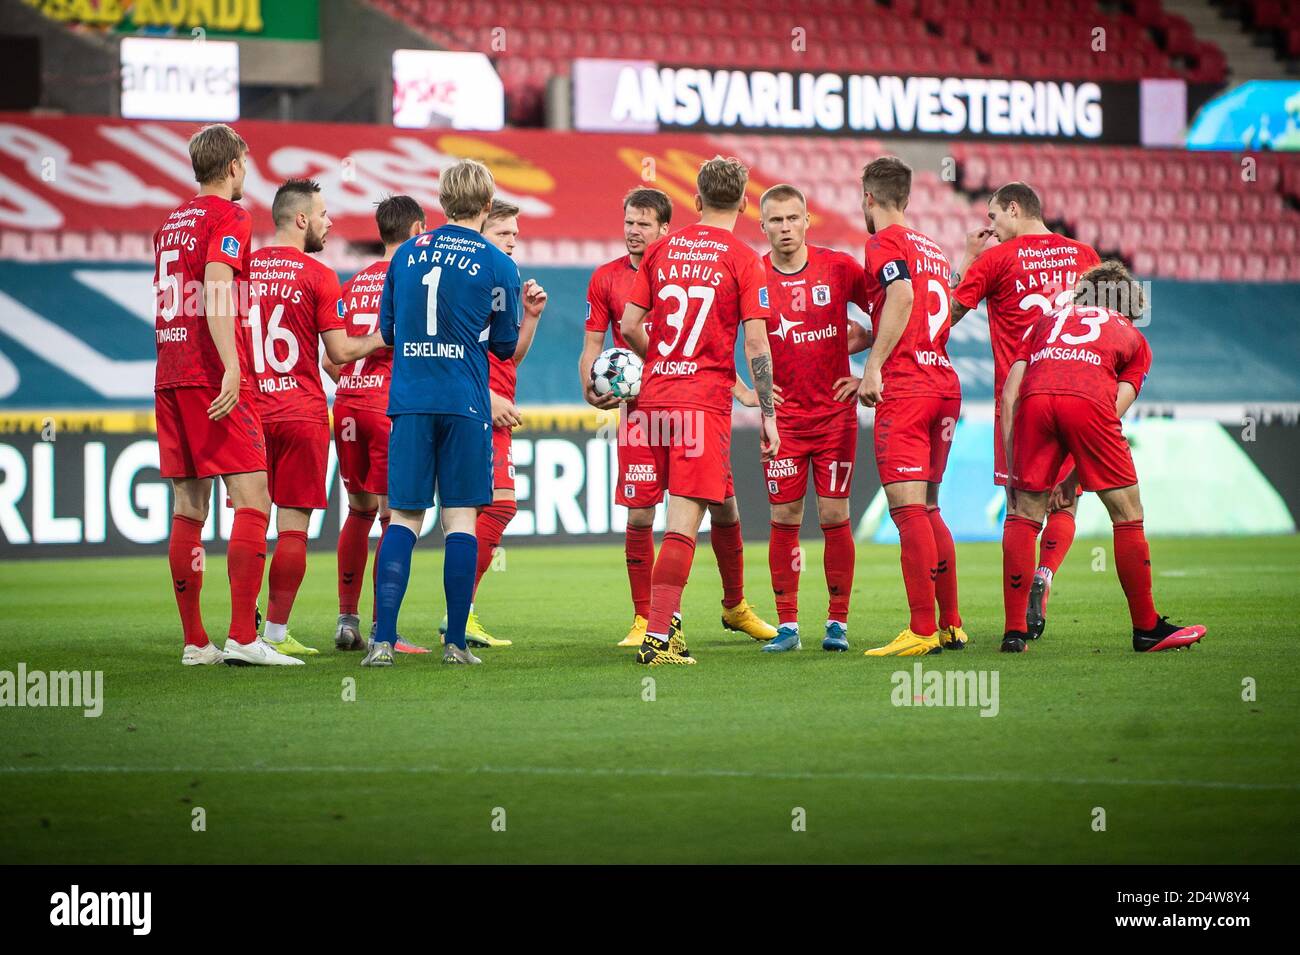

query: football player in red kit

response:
[620,157,780,666]
[324,195,429,653]
[155,124,290,667]
[757,184,873,653]
[856,157,967,657]
[586,188,778,649]
[951,182,1101,641]
[450,198,548,648]
[245,179,386,655]
[1000,261,1205,653]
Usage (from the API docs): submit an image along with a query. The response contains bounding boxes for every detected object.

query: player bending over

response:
[757,184,873,653]
[441,199,547,648]
[620,157,780,666]
[856,157,968,657]
[324,194,429,654]
[951,181,1100,642]
[156,124,288,667]
[247,179,388,656]
[585,188,778,650]
[999,261,1205,653]
[362,159,521,667]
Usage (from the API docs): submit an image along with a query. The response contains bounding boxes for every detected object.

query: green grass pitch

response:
[1,534,1297,864]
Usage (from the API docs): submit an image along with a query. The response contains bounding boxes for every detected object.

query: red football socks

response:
[1113,519,1159,630]
[625,524,655,619]
[710,519,745,608]
[927,506,961,630]
[227,507,268,645]
[1038,509,1076,577]
[647,531,696,637]
[267,529,307,627]
[821,519,855,625]
[1002,515,1041,633]
[768,521,802,624]
[891,504,939,637]
[168,514,208,647]
[473,499,517,597]
[337,507,376,615]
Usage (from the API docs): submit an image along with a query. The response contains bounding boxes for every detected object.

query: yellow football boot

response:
[720,599,778,641]
[636,634,696,666]
[618,614,648,648]
[864,629,944,657]
[266,631,319,656]
[941,625,969,650]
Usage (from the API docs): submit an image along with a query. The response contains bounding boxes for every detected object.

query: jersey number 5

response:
[656,284,714,358]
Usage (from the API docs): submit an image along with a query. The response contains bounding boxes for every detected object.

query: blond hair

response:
[189,123,247,185]
[759,183,806,211]
[440,159,495,220]
[697,156,749,211]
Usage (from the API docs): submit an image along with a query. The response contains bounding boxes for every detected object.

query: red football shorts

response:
[264,417,331,509]
[156,386,266,480]
[491,425,516,491]
[624,406,734,505]
[872,395,961,485]
[1011,393,1137,493]
[995,406,1075,489]
[333,400,389,497]
[764,423,858,504]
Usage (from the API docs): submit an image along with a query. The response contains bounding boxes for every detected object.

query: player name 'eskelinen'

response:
[405,341,465,358]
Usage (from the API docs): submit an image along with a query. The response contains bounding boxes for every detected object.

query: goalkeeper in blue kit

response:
[363,160,522,666]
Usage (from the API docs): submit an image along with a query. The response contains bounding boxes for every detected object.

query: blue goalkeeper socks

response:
[375,524,416,647]
[443,532,477,650]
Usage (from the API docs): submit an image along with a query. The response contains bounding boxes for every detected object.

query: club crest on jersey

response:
[813,284,831,306]
[758,287,769,308]
[220,235,240,258]
[624,484,635,499]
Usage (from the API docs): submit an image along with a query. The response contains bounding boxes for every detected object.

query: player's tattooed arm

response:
[749,353,775,418]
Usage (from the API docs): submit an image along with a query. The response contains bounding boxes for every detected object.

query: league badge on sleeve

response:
[220,235,241,258]
[336,299,346,318]
[759,287,769,308]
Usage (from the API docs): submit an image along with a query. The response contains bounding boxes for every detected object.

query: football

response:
[590,347,642,400]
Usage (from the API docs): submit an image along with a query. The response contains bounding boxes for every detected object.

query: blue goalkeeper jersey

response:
[380,223,521,420]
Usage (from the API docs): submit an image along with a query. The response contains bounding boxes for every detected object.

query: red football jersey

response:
[586,254,640,349]
[630,224,769,414]
[153,194,255,391]
[1015,304,1151,406]
[952,232,1100,400]
[863,224,960,400]
[763,245,868,433]
[333,259,392,413]
[246,246,345,423]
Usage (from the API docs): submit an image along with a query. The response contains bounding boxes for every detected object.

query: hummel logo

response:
[342,572,355,585]
[175,580,186,592]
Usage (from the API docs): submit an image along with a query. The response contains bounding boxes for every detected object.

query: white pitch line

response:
[0,763,1295,792]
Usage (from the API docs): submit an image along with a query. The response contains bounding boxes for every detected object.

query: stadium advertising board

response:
[0,421,879,557]
[1187,80,1300,152]
[391,50,506,131]
[573,60,1144,143]
[120,37,240,122]
[23,0,320,40]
